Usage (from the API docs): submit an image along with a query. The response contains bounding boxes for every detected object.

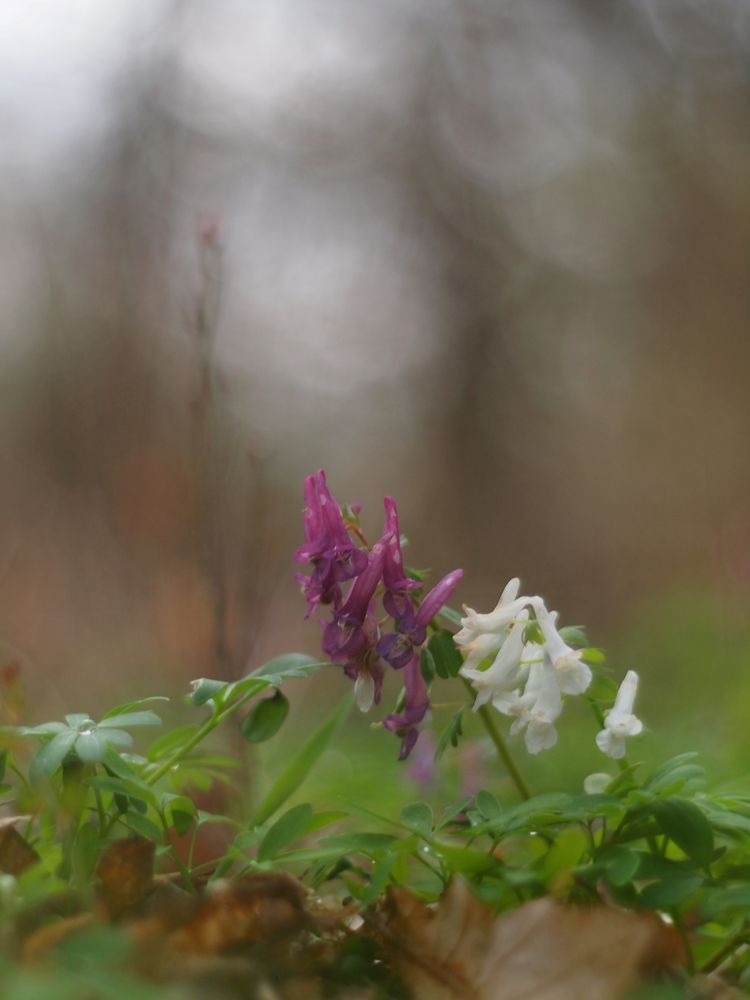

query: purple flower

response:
[295,470,368,616]
[384,654,430,760]
[322,542,385,661]
[381,497,420,619]
[377,568,464,669]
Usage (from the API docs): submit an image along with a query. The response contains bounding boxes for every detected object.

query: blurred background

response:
[1,0,750,805]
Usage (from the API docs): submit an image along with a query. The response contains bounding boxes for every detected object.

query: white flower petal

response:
[457,631,504,670]
[597,728,626,759]
[613,670,639,716]
[525,719,558,754]
[354,672,375,713]
[554,652,592,695]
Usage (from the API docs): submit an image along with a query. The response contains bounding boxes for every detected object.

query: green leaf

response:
[651,797,714,867]
[434,708,464,762]
[639,874,703,909]
[600,847,640,887]
[434,797,474,831]
[122,810,163,841]
[580,647,606,664]
[98,712,162,729]
[419,647,436,684]
[319,833,399,856]
[308,810,348,831]
[559,625,588,646]
[64,714,92,728]
[102,745,141,779]
[257,803,314,861]
[431,841,496,875]
[250,693,352,827]
[400,803,433,837]
[146,725,202,761]
[96,728,133,750]
[100,697,169,720]
[647,764,706,795]
[241,691,290,743]
[90,775,157,810]
[18,721,68,736]
[74,731,107,763]
[0,750,6,783]
[701,886,750,918]
[189,678,228,706]
[540,828,588,881]
[360,853,396,906]
[645,753,702,790]
[476,790,502,822]
[427,630,463,679]
[252,654,328,683]
[30,730,78,781]
[162,794,196,837]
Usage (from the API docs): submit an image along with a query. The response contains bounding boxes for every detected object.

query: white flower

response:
[596,670,643,759]
[457,631,505,673]
[533,601,592,695]
[495,660,562,755]
[460,611,529,710]
[456,578,535,642]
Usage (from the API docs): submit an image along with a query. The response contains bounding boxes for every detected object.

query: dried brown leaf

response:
[168,873,309,956]
[380,880,687,1000]
[96,836,155,918]
[0,817,39,875]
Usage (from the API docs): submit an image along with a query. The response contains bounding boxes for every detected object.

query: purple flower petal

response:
[415,569,464,627]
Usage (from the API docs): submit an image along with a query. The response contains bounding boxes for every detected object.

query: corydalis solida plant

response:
[295,470,463,758]
[296,471,644,774]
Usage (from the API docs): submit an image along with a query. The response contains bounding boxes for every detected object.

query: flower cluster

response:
[295,471,463,758]
[456,579,642,758]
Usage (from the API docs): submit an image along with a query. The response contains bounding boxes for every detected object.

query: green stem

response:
[462,678,530,800]
[144,683,265,787]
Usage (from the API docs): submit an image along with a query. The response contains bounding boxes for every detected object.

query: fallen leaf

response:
[96,836,155,918]
[168,872,309,956]
[378,880,687,1000]
[0,817,39,875]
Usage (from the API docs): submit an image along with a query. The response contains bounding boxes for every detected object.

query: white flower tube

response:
[596,670,643,759]
[533,601,592,695]
[460,611,529,710]
[456,578,536,642]
[496,660,563,754]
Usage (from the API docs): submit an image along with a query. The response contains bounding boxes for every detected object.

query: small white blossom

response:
[460,611,529,710]
[596,670,643,759]
[495,660,562,754]
[456,578,536,642]
[533,601,592,695]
